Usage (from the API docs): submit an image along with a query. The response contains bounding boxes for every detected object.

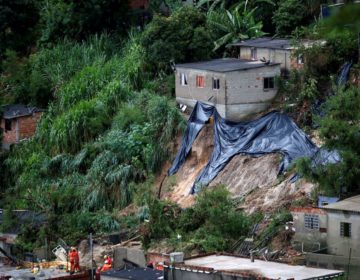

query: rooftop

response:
[322,195,360,213]
[176,58,279,72]
[1,104,43,119]
[101,268,163,280]
[229,37,318,50]
[183,254,343,280]
[229,37,292,50]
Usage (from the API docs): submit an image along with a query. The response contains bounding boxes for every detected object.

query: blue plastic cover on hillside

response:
[168,102,214,175]
[337,61,352,87]
[168,102,339,194]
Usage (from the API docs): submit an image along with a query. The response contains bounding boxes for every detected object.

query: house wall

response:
[238,47,301,73]
[306,253,360,280]
[326,210,360,257]
[175,64,280,121]
[129,0,150,9]
[175,67,227,117]
[1,112,42,149]
[291,208,328,252]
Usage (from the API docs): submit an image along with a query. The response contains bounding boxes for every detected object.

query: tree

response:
[141,6,213,73]
[297,86,360,195]
[272,0,307,36]
[207,5,265,51]
[38,0,130,45]
[0,0,39,56]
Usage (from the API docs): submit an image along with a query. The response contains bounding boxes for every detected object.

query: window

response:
[297,53,305,64]
[263,77,275,90]
[212,78,220,90]
[304,214,319,230]
[251,48,257,60]
[196,75,205,88]
[180,73,188,86]
[340,222,351,237]
[5,119,12,132]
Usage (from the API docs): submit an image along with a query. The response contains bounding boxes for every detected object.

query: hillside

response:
[0,0,359,268]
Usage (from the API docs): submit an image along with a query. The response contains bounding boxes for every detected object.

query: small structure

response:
[163,253,343,280]
[0,104,43,149]
[175,58,280,121]
[229,37,316,75]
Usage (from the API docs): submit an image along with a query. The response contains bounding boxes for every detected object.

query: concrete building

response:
[229,37,316,75]
[0,104,43,150]
[175,58,281,121]
[163,253,343,280]
[291,196,360,279]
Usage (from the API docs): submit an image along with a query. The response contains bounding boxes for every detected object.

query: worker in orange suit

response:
[69,247,81,274]
[100,255,112,272]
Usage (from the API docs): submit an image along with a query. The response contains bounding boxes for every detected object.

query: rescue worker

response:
[69,247,81,274]
[100,255,112,272]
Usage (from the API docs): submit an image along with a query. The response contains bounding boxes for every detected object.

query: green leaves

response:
[207,5,265,51]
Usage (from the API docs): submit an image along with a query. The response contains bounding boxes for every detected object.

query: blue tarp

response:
[169,102,340,194]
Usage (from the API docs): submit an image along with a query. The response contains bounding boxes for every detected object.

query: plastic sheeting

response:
[168,102,339,194]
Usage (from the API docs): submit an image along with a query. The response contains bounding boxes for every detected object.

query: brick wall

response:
[129,0,149,9]
[1,112,42,147]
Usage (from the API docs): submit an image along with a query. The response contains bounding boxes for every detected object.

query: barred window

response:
[340,222,351,238]
[304,214,319,230]
[264,77,275,90]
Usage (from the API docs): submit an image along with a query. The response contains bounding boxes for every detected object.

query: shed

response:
[0,104,43,149]
[175,58,281,121]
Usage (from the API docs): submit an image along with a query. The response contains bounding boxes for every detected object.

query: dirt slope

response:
[160,122,315,212]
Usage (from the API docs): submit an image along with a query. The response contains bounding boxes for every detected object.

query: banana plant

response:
[208,5,266,51]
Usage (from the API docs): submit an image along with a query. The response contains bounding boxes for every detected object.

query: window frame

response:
[304,214,320,230]
[180,73,188,86]
[340,222,351,238]
[4,119,12,132]
[263,77,275,90]
[251,47,257,60]
[196,75,205,88]
[212,77,220,90]
[297,53,305,65]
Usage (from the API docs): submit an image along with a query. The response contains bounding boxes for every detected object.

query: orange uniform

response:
[100,256,112,272]
[69,249,81,273]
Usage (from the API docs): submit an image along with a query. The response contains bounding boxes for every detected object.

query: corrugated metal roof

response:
[176,58,280,72]
[322,195,360,213]
[1,104,43,119]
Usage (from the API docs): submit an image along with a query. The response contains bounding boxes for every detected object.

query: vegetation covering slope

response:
[0,0,359,257]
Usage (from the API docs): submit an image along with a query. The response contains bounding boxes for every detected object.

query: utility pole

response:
[347,247,352,280]
[90,233,94,280]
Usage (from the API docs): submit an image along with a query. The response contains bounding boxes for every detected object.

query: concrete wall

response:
[1,112,42,149]
[239,47,299,73]
[306,253,360,280]
[291,209,328,252]
[326,210,360,257]
[113,247,146,269]
[175,64,280,121]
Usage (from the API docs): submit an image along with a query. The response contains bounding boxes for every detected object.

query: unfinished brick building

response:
[1,104,43,150]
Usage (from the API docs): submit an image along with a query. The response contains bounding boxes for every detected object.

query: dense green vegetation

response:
[0,0,359,257]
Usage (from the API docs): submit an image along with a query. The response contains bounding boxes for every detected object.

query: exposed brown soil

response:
[160,119,316,213]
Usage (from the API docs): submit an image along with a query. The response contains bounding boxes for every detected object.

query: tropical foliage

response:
[207,3,265,50]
